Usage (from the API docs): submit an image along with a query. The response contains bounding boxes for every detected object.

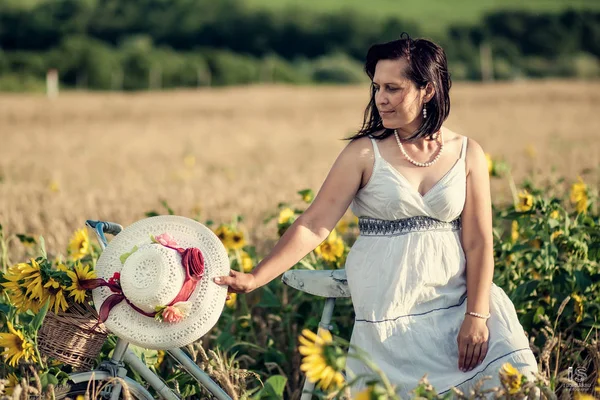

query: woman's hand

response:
[457,316,489,372]
[214,270,257,298]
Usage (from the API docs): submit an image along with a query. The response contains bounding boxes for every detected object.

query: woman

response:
[214,36,538,396]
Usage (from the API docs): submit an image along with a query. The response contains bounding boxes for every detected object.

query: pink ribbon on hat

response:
[81,235,205,323]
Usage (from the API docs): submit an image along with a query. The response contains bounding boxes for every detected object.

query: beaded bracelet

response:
[465,311,491,320]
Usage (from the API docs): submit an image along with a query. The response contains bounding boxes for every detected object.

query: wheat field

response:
[0,81,599,259]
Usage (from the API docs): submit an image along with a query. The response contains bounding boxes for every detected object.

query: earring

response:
[423,105,427,119]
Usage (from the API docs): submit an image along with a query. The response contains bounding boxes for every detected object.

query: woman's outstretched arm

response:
[214,137,372,293]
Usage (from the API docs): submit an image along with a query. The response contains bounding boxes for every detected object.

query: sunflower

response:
[66,262,96,303]
[570,177,588,214]
[20,259,45,301]
[549,210,560,220]
[2,284,42,314]
[278,208,295,225]
[225,293,237,309]
[516,190,533,212]
[315,230,344,263]
[298,329,345,391]
[575,196,588,214]
[0,322,37,367]
[229,231,246,250]
[355,385,376,400]
[550,230,563,241]
[68,228,90,261]
[335,219,349,235]
[2,261,43,313]
[571,293,584,323]
[511,221,519,242]
[44,278,69,314]
[570,177,587,203]
[240,251,253,273]
[154,350,166,369]
[48,180,60,193]
[2,373,19,396]
[214,225,234,251]
[499,362,522,395]
[530,239,542,250]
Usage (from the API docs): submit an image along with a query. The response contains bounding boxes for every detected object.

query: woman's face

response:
[373,58,430,134]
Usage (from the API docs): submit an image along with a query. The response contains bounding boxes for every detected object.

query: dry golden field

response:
[1,81,599,259]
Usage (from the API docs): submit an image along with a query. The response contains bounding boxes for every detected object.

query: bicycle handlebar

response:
[85,220,123,250]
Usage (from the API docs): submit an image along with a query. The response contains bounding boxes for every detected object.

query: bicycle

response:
[56,219,350,400]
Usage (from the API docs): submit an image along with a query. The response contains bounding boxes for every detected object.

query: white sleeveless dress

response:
[345,136,538,397]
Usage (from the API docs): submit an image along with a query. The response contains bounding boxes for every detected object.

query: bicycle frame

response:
[281,269,351,400]
[70,220,232,400]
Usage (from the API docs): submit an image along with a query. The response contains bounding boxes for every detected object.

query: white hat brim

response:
[92,215,230,350]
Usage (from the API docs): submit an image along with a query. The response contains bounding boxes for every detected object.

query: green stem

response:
[34,335,46,370]
[346,349,398,399]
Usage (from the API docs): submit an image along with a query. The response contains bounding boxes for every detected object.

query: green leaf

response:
[39,371,60,388]
[510,244,532,253]
[160,200,175,215]
[39,235,47,259]
[0,303,12,317]
[40,372,48,388]
[119,245,139,264]
[145,211,160,217]
[261,375,287,398]
[547,219,560,229]
[574,270,592,292]
[256,285,281,308]
[31,298,50,332]
[47,373,58,386]
[16,234,36,246]
[510,280,539,303]
[533,306,545,324]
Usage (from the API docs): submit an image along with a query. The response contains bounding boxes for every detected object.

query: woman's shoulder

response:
[345,134,376,157]
[443,127,487,173]
[443,127,484,156]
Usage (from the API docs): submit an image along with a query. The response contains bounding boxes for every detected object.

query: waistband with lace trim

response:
[358,215,461,236]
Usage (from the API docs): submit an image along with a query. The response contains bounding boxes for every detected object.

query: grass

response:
[240,0,600,36]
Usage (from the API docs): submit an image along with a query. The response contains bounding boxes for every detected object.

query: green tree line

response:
[0,0,598,91]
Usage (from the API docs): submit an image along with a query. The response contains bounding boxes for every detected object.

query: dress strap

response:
[369,137,382,159]
[459,136,468,160]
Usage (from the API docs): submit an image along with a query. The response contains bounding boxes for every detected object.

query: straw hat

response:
[86,215,230,350]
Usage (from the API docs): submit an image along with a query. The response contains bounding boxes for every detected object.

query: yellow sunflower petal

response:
[299,345,321,356]
[301,329,319,342]
[298,335,315,348]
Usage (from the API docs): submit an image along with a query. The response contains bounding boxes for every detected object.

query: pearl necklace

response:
[393,129,444,167]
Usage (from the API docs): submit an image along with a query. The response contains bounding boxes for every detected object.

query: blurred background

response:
[0,0,599,89]
[0,0,599,254]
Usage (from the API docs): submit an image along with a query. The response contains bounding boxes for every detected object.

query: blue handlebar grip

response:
[103,222,123,235]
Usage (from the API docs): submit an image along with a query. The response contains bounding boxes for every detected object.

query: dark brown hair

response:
[347,35,451,141]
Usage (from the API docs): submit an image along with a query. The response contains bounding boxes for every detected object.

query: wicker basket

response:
[38,301,108,370]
